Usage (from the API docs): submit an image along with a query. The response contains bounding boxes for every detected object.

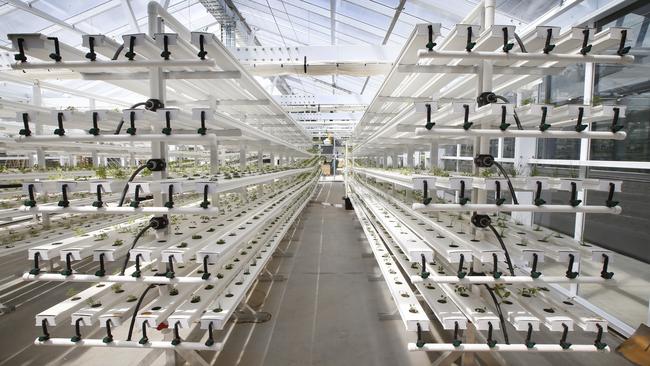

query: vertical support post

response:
[406,147,414,168]
[574,60,595,243]
[270,151,276,166]
[257,148,263,168]
[32,84,46,169]
[391,151,398,168]
[429,142,438,170]
[239,145,247,170]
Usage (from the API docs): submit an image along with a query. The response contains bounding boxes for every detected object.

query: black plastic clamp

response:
[129,184,142,208]
[30,252,41,275]
[486,322,497,348]
[166,255,176,279]
[171,321,182,346]
[492,253,502,279]
[132,253,144,278]
[205,321,215,346]
[71,318,83,342]
[24,184,37,207]
[38,319,50,342]
[92,184,104,208]
[594,323,607,350]
[495,181,506,206]
[103,319,113,343]
[499,105,510,131]
[420,253,430,279]
[457,253,467,278]
[424,104,435,130]
[452,321,462,347]
[610,107,624,133]
[200,184,210,209]
[165,184,174,208]
[139,320,149,344]
[202,255,211,280]
[458,180,470,205]
[416,322,425,348]
[422,180,432,205]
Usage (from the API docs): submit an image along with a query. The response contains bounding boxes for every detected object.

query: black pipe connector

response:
[14,38,27,62]
[462,104,473,130]
[594,324,607,350]
[416,322,425,348]
[543,28,555,54]
[61,252,74,276]
[600,253,613,279]
[103,319,113,343]
[617,29,631,56]
[162,110,172,135]
[560,323,572,349]
[492,253,502,279]
[47,37,62,62]
[139,320,149,344]
[197,34,208,59]
[452,321,462,347]
[574,107,588,132]
[486,322,497,348]
[605,182,618,208]
[85,36,97,61]
[200,184,210,209]
[471,213,491,228]
[565,254,578,279]
[202,255,211,280]
[30,252,41,275]
[89,112,100,135]
[24,184,37,207]
[92,184,104,208]
[424,104,435,130]
[19,112,31,136]
[499,105,510,131]
[54,112,65,136]
[125,36,137,60]
[530,253,541,279]
[420,253,430,279]
[205,322,215,346]
[538,106,550,132]
[495,181,506,206]
[610,107,624,133]
[502,27,514,53]
[71,318,83,342]
[58,184,70,208]
[525,323,535,348]
[38,319,50,342]
[95,253,106,277]
[422,180,432,206]
[171,321,182,346]
[161,35,171,60]
[465,27,476,52]
[457,253,467,279]
[426,25,437,51]
[533,181,546,206]
[126,110,137,135]
[458,180,470,205]
[569,181,582,207]
[580,29,592,55]
[197,110,207,135]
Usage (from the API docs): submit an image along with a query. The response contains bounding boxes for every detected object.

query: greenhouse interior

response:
[0,0,649,365]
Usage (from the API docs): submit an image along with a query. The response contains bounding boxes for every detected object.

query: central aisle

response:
[216,181,430,366]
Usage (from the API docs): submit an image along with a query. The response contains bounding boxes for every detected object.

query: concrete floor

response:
[216,181,430,366]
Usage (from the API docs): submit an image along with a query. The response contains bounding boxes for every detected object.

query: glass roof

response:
[0,0,618,136]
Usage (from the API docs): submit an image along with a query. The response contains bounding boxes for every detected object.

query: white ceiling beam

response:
[2,0,89,35]
[121,0,141,33]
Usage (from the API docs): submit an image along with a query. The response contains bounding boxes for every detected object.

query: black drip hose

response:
[484,284,510,344]
[120,223,154,275]
[513,33,527,53]
[117,164,148,207]
[126,284,156,341]
[492,161,519,205]
[487,224,515,277]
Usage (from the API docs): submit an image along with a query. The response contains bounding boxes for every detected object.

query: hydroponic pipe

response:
[408,343,609,352]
